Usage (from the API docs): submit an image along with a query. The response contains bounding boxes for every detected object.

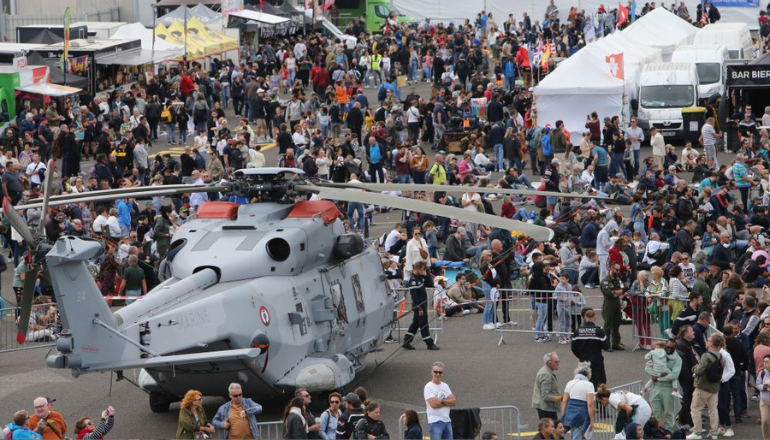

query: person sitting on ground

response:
[447,274,482,312]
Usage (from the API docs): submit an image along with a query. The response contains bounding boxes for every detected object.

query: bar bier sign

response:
[726,64,770,87]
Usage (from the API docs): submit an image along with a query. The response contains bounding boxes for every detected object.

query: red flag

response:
[260,0,264,8]
[617,2,629,27]
[605,53,624,80]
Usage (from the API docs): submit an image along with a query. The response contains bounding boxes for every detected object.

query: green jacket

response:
[154,217,172,255]
[176,406,209,439]
[694,349,723,394]
[644,351,682,388]
[532,365,560,413]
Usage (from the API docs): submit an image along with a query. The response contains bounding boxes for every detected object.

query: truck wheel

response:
[149,391,172,413]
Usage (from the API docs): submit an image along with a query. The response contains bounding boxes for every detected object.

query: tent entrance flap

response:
[17,83,81,97]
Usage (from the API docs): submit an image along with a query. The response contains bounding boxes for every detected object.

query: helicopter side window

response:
[167,239,187,262]
[266,238,291,262]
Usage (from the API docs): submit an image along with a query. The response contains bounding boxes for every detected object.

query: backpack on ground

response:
[705,352,724,382]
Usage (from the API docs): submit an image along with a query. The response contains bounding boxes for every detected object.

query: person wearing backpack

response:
[688,333,726,440]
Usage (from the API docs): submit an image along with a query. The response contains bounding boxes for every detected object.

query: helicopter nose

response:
[251,333,270,354]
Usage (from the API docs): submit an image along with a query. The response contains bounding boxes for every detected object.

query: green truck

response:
[334,0,414,33]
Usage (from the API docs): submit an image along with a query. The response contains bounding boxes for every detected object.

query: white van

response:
[671,44,729,102]
[693,23,754,60]
[637,63,700,139]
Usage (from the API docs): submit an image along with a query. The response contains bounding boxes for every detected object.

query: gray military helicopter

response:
[8,166,604,412]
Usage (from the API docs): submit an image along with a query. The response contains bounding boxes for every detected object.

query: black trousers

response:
[404,307,434,346]
[678,381,694,426]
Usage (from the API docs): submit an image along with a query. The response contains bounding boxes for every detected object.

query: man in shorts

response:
[700,117,721,168]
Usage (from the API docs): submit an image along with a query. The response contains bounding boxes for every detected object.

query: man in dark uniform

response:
[571,308,609,387]
[402,261,440,351]
[676,324,699,427]
[600,262,625,351]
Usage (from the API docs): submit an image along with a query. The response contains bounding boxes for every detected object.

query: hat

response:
[46,397,56,404]
[697,266,710,274]
[456,226,467,235]
[551,158,560,165]
[620,230,632,237]
[736,153,746,160]
[614,172,624,178]
[345,393,361,405]
[434,275,447,284]
[257,88,265,93]
[668,165,677,171]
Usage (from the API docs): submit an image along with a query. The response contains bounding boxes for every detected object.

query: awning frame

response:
[96,49,184,66]
[16,83,81,97]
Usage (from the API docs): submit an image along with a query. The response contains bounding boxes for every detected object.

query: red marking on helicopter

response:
[196,202,239,219]
[287,201,340,225]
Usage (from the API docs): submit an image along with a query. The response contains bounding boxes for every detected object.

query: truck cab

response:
[671,44,728,104]
[637,62,699,140]
[335,0,413,34]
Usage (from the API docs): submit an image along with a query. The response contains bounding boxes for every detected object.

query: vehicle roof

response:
[642,62,696,73]
[700,22,750,32]
[673,44,728,53]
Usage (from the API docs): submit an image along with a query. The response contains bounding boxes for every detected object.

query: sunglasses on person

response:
[231,393,243,398]
[432,370,444,375]
[330,400,341,404]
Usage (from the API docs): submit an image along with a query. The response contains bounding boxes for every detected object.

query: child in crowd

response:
[643,342,682,399]
[270,68,280,92]
[423,221,438,259]
[570,286,585,335]
[555,273,572,345]
[633,231,646,262]
[279,66,289,94]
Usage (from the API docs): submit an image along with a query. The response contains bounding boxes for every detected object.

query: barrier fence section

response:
[629,297,724,351]
[397,405,525,440]
[593,381,646,440]
[493,289,586,346]
[0,303,57,354]
[256,420,283,439]
[392,287,445,344]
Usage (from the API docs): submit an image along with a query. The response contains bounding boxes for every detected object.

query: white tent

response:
[583,31,664,102]
[105,23,185,65]
[534,50,624,137]
[622,7,697,61]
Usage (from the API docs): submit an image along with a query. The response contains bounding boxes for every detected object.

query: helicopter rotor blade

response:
[299,185,554,241]
[3,198,37,249]
[14,185,230,211]
[16,261,38,344]
[24,184,205,205]
[315,182,610,200]
[37,159,56,238]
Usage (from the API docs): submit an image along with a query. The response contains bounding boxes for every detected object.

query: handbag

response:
[418,241,429,259]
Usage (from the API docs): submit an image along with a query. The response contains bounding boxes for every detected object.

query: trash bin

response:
[681,107,706,143]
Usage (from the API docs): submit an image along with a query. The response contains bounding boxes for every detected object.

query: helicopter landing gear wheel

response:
[149,391,172,413]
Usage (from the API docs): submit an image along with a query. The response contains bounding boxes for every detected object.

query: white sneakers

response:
[482,323,496,330]
[685,433,701,440]
[724,428,735,437]
[462,309,471,315]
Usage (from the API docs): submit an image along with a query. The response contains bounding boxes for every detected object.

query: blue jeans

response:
[493,143,504,171]
[423,67,432,81]
[633,149,640,175]
[364,67,371,87]
[753,277,770,287]
[396,173,413,184]
[564,269,578,286]
[482,282,495,324]
[535,302,548,338]
[347,202,365,232]
[120,224,130,238]
[428,421,453,440]
[125,289,141,305]
[165,122,176,144]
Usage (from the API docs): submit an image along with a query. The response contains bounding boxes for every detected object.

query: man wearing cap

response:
[543,158,560,214]
[650,128,665,169]
[29,397,67,440]
[672,293,704,338]
[335,393,365,439]
[603,173,631,203]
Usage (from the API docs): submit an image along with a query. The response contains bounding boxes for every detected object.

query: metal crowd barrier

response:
[397,405,525,440]
[629,297,707,351]
[0,303,57,354]
[392,287,445,344]
[591,381,646,440]
[493,289,586,346]
[255,420,283,439]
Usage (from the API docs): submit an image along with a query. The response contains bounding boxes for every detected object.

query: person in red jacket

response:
[608,234,630,280]
[74,407,115,439]
[310,63,330,93]
[180,71,195,98]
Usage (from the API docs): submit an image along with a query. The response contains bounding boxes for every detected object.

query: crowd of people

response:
[5,1,770,439]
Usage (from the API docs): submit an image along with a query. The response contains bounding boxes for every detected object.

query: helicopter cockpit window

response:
[167,239,187,262]
[266,238,291,262]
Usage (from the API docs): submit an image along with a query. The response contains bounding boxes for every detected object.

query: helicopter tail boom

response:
[45,237,135,374]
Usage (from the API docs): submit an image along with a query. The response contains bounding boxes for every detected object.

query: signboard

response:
[65,56,88,74]
[221,0,244,17]
[726,64,770,87]
[13,56,27,70]
[710,0,759,6]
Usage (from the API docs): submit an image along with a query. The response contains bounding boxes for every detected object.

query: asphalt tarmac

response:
[0,80,762,439]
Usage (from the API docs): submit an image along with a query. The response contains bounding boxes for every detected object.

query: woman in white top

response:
[404,228,429,278]
[315,149,332,180]
[562,362,596,440]
[360,51,372,88]
[285,53,297,85]
[596,384,652,429]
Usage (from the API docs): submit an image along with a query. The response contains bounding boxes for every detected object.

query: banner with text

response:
[710,0,759,6]
[65,56,88,74]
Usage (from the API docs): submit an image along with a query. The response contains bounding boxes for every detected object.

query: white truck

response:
[671,44,729,103]
[636,62,700,140]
